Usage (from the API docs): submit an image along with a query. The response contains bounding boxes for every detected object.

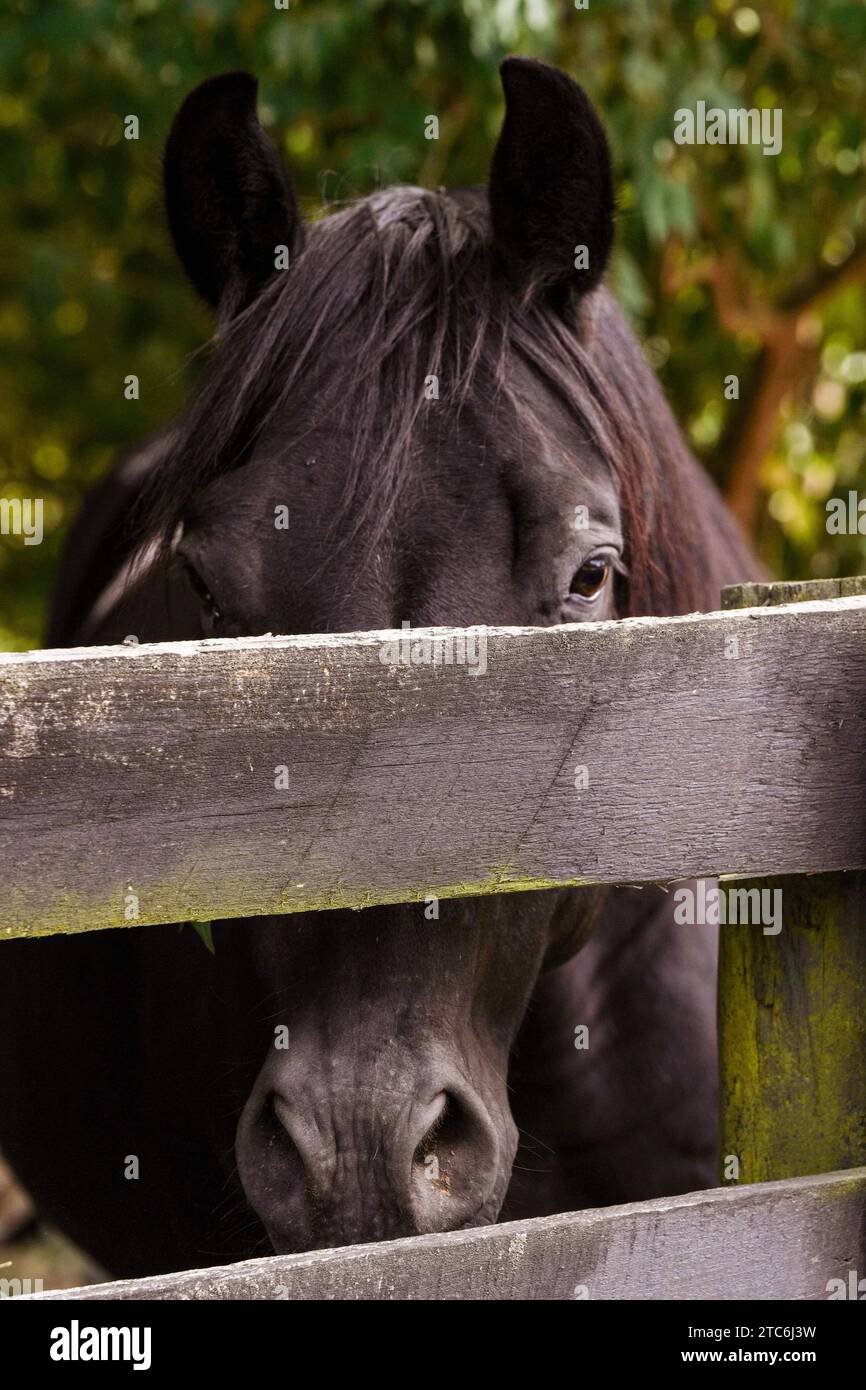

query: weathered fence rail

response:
[717,580,866,1187]
[27,1169,866,1301]
[1,593,865,938]
[3,577,865,1301]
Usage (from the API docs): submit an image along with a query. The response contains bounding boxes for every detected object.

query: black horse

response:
[0,59,759,1278]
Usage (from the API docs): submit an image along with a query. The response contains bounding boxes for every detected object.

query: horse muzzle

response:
[235,1052,514,1252]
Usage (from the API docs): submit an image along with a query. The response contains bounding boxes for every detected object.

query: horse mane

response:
[141,185,752,619]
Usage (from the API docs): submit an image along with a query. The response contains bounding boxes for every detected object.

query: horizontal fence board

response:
[722,575,866,609]
[1,596,865,938]
[28,1168,866,1301]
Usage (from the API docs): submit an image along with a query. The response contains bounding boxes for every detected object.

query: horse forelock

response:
[139,184,713,620]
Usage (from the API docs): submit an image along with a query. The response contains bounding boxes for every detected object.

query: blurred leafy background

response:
[1,0,865,651]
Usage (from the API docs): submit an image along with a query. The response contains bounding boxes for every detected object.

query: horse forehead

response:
[231,397,617,539]
[501,389,621,527]
[246,405,494,495]
[532,427,622,528]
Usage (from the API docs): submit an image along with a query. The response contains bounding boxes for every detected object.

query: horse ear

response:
[488,58,614,306]
[164,72,302,315]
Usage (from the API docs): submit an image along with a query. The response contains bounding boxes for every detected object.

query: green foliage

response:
[1,0,864,649]
[193,920,215,955]
[179,920,215,954]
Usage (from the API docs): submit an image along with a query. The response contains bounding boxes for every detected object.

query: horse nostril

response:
[257,1092,315,1195]
[413,1091,451,1184]
[269,1092,295,1147]
[235,1087,316,1253]
[411,1088,497,1219]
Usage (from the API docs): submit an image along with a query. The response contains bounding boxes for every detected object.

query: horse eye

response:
[182,561,221,627]
[568,555,611,602]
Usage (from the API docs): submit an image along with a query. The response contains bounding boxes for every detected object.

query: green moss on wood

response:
[718,872,866,1183]
[0,861,590,940]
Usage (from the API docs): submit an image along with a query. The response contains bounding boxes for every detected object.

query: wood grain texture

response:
[2,595,865,938]
[719,873,866,1183]
[722,575,866,608]
[718,579,866,1187]
[27,1168,866,1301]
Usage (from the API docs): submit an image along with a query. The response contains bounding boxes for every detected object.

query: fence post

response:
[717,576,866,1184]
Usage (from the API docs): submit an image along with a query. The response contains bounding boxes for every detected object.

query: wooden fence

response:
[3,575,865,1299]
